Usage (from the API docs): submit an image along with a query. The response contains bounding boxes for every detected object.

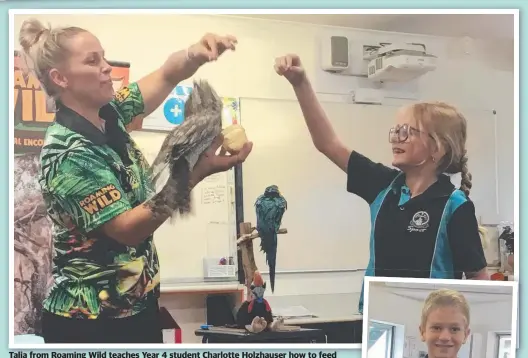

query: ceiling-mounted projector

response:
[366,43,437,82]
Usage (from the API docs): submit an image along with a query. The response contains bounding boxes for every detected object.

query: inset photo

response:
[362,277,518,358]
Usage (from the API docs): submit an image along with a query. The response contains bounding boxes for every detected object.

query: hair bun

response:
[19,18,49,53]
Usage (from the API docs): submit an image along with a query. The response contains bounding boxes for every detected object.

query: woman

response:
[419,289,471,358]
[273,54,488,313]
[19,18,252,343]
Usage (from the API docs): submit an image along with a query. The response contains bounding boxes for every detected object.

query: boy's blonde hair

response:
[409,101,472,197]
[421,288,471,328]
[18,18,88,98]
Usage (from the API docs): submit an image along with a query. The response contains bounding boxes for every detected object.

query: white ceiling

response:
[233,14,514,40]
[380,281,513,295]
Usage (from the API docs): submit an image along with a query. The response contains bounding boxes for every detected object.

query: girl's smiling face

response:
[420,306,470,358]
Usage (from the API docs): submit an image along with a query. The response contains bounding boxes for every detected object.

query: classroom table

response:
[267,293,364,344]
[195,327,327,343]
[203,290,363,344]
[284,315,363,343]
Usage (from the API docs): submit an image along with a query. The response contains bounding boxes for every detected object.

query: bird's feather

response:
[146,79,223,219]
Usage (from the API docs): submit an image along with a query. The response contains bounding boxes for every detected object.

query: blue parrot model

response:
[255,185,287,293]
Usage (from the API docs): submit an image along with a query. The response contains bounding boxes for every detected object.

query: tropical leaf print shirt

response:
[38,83,160,319]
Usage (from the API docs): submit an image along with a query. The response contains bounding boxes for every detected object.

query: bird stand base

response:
[237,222,287,301]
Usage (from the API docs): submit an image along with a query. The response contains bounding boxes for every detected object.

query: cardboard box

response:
[160,306,182,343]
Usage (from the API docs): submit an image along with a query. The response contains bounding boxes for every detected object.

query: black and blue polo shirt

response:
[347,151,487,313]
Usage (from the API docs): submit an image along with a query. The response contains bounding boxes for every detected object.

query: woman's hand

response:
[187,33,238,67]
[190,134,253,186]
[274,54,307,87]
[136,33,238,126]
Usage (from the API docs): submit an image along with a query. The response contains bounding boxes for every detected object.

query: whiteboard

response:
[129,130,238,283]
[240,97,498,272]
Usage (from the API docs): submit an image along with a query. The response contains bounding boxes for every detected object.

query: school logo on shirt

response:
[408,211,430,232]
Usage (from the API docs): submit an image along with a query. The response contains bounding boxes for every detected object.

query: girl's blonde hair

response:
[18,18,88,98]
[410,101,472,197]
[421,288,470,328]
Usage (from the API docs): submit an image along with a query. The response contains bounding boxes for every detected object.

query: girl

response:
[273,53,488,313]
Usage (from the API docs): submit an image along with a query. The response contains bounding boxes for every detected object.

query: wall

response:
[12,13,514,342]
[367,283,514,357]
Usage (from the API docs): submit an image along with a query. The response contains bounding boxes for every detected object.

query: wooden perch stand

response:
[237,222,288,301]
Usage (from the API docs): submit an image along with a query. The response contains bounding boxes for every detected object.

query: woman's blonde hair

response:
[410,101,472,196]
[18,18,88,98]
[421,288,470,328]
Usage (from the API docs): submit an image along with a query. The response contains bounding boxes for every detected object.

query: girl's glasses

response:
[389,124,433,143]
